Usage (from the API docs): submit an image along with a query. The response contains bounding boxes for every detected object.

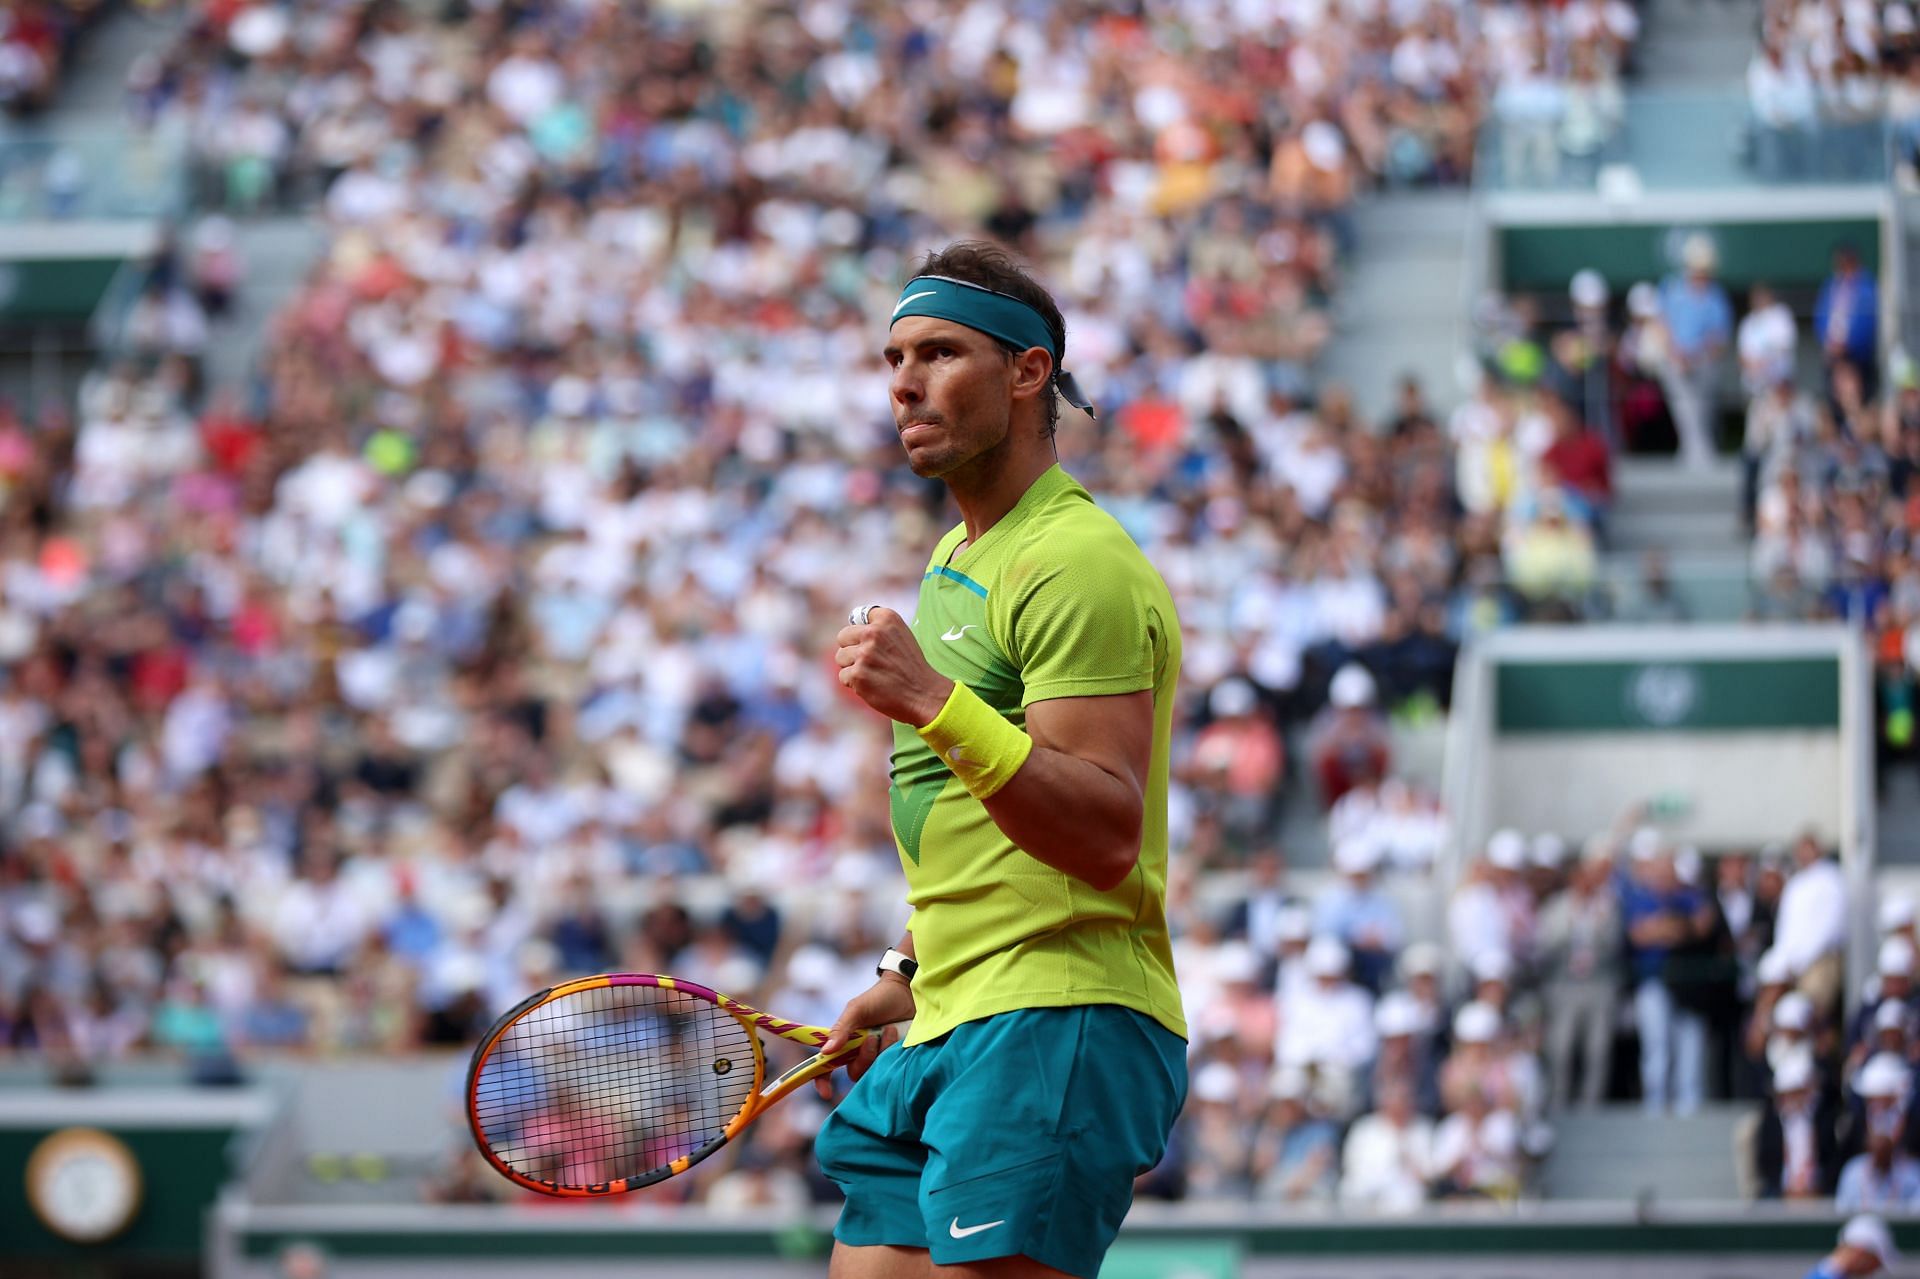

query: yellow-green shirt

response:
[890,464,1187,1046]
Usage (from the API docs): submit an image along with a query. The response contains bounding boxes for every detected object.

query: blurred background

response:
[0,0,1918,1275]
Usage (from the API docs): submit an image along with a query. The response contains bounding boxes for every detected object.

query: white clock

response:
[25,1127,143,1244]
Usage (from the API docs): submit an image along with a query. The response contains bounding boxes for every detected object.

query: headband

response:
[890,275,1096,417]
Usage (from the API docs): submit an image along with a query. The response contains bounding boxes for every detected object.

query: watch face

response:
[27,1128,142,1243]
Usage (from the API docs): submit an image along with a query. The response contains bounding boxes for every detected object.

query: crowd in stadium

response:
[0,0,96,116]
[1748,0,1920,181]
[0,0,1916,1220]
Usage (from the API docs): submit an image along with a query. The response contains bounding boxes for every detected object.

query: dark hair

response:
[911,241,1065,437]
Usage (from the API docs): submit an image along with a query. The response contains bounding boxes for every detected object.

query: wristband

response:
[916,680,1033,801]
[877,947,918,983]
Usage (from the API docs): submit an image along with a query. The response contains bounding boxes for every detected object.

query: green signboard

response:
[1501,219,1879,293]
[0,258,125,324]
[1496,657,1841,734]
[0,1125,235,1261]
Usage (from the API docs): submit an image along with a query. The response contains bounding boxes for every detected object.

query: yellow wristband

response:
[916,681,1033,801]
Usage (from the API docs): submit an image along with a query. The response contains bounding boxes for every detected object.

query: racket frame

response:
[466,972,869,1197]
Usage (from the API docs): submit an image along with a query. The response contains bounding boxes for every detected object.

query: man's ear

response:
[1008,346,1054,404]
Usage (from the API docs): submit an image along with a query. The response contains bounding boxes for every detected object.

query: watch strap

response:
[877,947,918,983]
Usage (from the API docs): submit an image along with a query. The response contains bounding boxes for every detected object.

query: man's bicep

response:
[1024,691,1154,793]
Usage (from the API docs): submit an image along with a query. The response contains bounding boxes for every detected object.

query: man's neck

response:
[946,433,1057,547]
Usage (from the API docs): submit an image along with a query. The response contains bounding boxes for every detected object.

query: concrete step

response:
[202,216,327,389]
[1541,1104,1752,1201]
[1325,191,1472,422]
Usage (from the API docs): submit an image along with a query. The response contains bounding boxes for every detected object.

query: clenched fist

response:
[836,605,953,727]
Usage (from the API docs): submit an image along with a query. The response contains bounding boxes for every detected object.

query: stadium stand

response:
[5,4,1920,1273]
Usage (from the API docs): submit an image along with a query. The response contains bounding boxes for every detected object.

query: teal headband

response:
[890,275,1096,417]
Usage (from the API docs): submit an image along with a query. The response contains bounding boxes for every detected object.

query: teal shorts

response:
[814,1004,1187,1279]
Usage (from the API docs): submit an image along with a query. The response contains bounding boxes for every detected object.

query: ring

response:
[849,604,877,626]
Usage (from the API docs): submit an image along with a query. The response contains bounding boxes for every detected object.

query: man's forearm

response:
[980,745,1142,892]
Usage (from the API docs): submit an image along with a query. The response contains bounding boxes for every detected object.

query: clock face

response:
[26,1128,142,1244]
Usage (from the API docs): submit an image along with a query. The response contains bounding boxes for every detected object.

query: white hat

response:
[1375,991,1423,1038]
[1487,829,1527,871]
[1306,937,1350,978]
[1277,904,1314,943]
[1209,677,1257,719]
[1454,1001,1501,1044]
[1400,942,1443,979]
[1628,826,1664,862]
[1857,1052,1912,1102]
[1329,663,1376,709]
[1876,1000,1910,1035]
[1531,833,1568,868]
[1774,991,1813,1032]
[1213,941,1261,986]
[1773,1049,1816,1093]
[1570,269,1609,310]
[1881,937,1917,979]
[1681,233,1718,274]
[1194,1061,1240,1105]
[1269,1066,1311,1101]
[1472,949,1515,985]
[1627,282,1660,319]
[1756,947,1792,987]
[1840,1214,1901,1270]
[1881,896,1917,934]
[1334,837,1381,876]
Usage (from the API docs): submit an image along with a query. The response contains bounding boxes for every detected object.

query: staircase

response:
[1540,1103,1754,1201]
[1320,191,1473,426]
[1633,0,1764,87]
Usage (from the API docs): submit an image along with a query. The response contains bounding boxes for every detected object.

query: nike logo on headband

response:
[893,290,937,317]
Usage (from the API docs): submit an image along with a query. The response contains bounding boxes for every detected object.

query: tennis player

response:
[815,242,1188,1279]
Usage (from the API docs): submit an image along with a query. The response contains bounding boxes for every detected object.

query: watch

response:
[877,947,918,983]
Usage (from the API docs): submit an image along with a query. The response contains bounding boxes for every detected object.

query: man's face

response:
[884,316,1016,479]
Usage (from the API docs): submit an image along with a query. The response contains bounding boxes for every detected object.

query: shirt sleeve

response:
[998,526,1164,706]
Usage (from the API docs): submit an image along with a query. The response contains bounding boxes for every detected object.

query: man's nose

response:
[891,364,924,406]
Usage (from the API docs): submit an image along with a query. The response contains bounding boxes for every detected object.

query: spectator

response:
[1620,833,1712,1114]
[1252,1067,1341,1204]
[1313,838,1404,993]
[1191,678,1286,848]
[1776,833,1849,1017]
[1836,1054,1920,1212]
[1749,39,1820,179]
[1538,846,1622,1108]
[1279,938,1377,1114]
[1450,831,1538,970]
[1176,1062,1255,1203]
[1504,486,1599,611]
[1814,243,1881,397]
[1340,1078,1435,1214]
[1757,1051,1841,1200]
[1307,665,1392,808]
[1431,1003,1523,1200]
[1370,991,1442,1117]
[1656,235,1734,469]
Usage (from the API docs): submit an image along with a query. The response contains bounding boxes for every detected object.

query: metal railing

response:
[1477,87,1894,194]
[0,126,187,223]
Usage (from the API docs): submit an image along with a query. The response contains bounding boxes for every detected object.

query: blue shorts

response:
[814,1004,1187,1279]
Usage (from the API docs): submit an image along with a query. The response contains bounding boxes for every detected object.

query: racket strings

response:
[472,984,757,1188]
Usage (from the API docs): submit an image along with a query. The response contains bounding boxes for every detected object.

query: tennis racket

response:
[465,972,870,1197]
